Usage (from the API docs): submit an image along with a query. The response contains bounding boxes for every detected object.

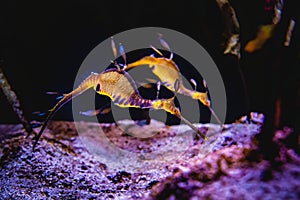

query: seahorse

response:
[33,68,206,150]
[123,49,222,125]
[125,55,210,105]
[112,36,222,125]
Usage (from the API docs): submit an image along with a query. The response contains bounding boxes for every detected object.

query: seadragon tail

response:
[33,73,99,150]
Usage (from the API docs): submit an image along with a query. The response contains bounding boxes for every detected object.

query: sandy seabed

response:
[0,120,299,199]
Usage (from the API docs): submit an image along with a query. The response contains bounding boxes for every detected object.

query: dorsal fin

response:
[158,33,173,60]
[150,45,164,57]
[111,37,117,58]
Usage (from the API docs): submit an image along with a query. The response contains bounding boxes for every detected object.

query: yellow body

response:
[152,98,180,118]
[94,70,144,109]
[34,68,208,149]
[125,56,210,107]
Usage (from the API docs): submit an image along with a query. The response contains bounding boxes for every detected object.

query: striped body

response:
[95,69,153,109]
[34,68,183,149]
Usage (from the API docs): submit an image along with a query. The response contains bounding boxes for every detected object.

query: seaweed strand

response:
[0,65,34,136]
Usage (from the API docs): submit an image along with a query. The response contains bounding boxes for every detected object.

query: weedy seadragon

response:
[118,36,222,125]
[33,67,207,150]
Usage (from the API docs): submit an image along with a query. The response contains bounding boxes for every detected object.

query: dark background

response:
[0,0,241,124]
[0,0,274,125]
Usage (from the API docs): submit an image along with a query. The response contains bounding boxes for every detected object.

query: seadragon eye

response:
[96,83,101,92]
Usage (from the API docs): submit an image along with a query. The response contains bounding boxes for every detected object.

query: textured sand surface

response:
[0,120,299,199]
